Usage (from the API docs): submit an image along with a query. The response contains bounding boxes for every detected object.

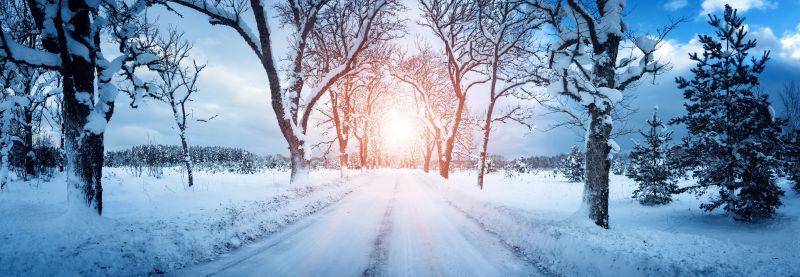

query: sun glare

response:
[381,111,417,152]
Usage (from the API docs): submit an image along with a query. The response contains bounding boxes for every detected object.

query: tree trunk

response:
[59,127,65,172]
[362,122,369,169]
[179,132,194,187]
[338,151,348,176]
[580,27,622,228]
[60,0,103,214]
[251,0,310,185]
[439,98,465,179]
[358,133,369,170]
[477,101,496,190]
[289,144,309,184]
[584,105,612,229]
[23,109,34,180]
[423,142,433,173]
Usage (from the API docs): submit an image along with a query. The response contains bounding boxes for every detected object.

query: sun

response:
[381,111,417,152]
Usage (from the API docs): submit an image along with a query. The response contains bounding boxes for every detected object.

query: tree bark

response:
[477,101,496,190]
[247,0,311,184]
[584,105,612,228]
[60,0,104,214]
[423,142,433,173]
[23,108,34,180]
[358,130,370,170]
[288,145,309,183]
[179,132,194,187]
[330,88,350,176]
[439,96,466,179]
[581,29,621,228]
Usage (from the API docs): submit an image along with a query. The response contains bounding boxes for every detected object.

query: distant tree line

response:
[105,145,289,176]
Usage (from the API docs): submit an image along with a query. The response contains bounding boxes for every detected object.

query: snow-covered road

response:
[176,171,540,277]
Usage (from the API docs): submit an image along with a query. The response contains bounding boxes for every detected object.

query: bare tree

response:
[157,0,404,184]
[778,81,800,132]
[473,0,548,189]
[350,57,391,170]
[392,44,454,173]
[146,29,206,187]
[418,0,488,178]
[315,42,393,175]
[529,0,675,228]
[328,76,355,175]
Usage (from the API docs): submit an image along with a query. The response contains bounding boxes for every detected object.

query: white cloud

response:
[700,0,775,15]
[664,0,688,11]
[654,24,800,71]
[752,25,800,62]
[654,38,704,72]
[780,25,800,60]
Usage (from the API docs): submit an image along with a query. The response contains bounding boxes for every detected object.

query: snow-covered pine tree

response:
[562,145,584,183]
[504,157,530,178]
[611,156,626,175]
[627,108,679,205]
[672,5,785,221]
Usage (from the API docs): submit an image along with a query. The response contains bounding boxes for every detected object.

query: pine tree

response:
[562,145,584,183]
[628,108,679,205]
[672,5,785,221]
[611,156,627,176]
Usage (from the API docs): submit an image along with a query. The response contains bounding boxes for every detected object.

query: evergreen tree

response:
[562,145,584,183]
[628,108,679,205]
[611,156,627,176]
[672,5,785,221]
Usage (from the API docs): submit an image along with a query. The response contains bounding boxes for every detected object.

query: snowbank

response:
[0,168,354,276]
[431,171,800,276]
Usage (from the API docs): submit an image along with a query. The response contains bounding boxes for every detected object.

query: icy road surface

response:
[175,171,540,277]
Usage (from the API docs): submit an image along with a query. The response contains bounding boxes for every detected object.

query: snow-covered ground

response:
[437,170,800,276]
[0,168,352,276]
[177,170,538,276]
[1,168,798,276]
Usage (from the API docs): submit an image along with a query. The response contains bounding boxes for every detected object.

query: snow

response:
[597,0,626,42]
[0,168,347,276]
[0,31,62,68]
[436,171,800,276]
[180,0,262,53]
[2,169,798,276]
[595,87,623,105]
[177,171,538,276]
[635,36,658,53]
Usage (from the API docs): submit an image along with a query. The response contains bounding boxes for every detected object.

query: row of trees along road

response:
[2,0,797,229]
[159,0,673,228]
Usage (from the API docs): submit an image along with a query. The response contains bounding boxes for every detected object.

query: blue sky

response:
[103,0,800,157]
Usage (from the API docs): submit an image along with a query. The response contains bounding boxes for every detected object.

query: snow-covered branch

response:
[160,0,263,59]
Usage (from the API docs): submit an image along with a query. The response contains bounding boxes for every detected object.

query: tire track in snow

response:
[362,179,399,277]
[418,174,558,277]
[176,173,381,277]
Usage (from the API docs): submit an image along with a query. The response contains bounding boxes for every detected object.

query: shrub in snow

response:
[504,158,530,178]
[672,5,785,220]
[627,109,679,205]
[561,145,584,183]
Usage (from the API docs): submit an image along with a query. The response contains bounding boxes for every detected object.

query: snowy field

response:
[0,168,352,276]
[438,171,800,276]
[1,169,798,276]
